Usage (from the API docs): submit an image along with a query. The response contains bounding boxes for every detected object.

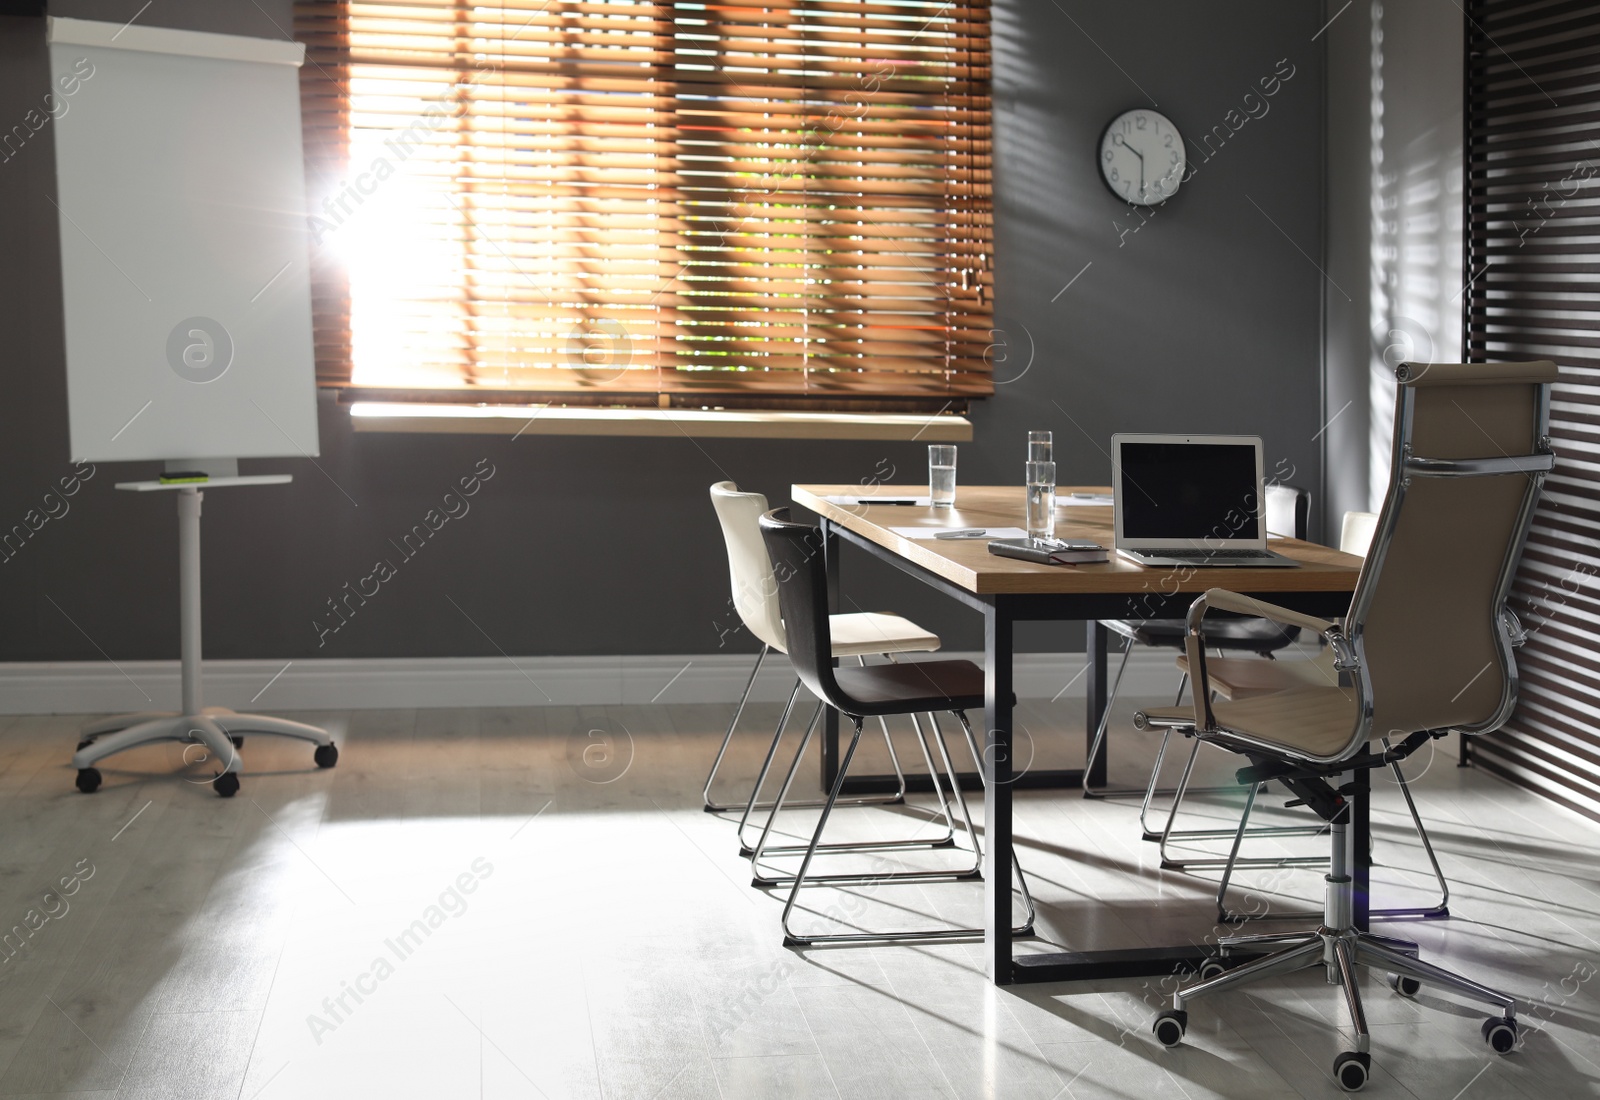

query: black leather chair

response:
[752,508,1035,946]
[1085,484,1314,841]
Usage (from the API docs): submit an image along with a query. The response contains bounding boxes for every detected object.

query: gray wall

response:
[1323,0,1463,529]
[0,0,1328,667]
[990,1,1327,536]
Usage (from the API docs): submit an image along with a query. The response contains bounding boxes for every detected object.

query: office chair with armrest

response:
[1163,511,1450,922]
[1139,360,1556,1091]
[753,508,1035,945]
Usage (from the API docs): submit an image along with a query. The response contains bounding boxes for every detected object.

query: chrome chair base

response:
[732,664,945,858]
[749,707,969,887]
[774,710,1036,946]
[1154,817,1516,1091]
[703,646,910,815]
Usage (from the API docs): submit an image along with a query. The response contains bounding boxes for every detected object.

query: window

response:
[1463,0,1600,820]
[295,0,994,413]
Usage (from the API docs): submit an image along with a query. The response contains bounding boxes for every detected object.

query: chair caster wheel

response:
[76,739,94,752]
[1333,1051,1370,1091]
[230,735,245,748]
[1482,1015,1518,1054]
[213,772,240,798]
[1388,973,1421,998]
[75,768,102,794]
[313,744,338,769]
[1151,1009,1187,1048]
[1198,958,1231,980]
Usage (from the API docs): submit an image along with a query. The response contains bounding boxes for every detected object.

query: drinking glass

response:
[1026,460,1056,539]
[1027,430,1053,464]
[928,445,957,507]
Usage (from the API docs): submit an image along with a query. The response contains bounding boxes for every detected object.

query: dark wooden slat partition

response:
[1464,0,1600,820]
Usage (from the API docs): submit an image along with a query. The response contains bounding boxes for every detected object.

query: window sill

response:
[348,402,972,441]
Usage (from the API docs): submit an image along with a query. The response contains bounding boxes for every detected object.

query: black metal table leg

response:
[984,598,1016,984]
[1085,618,1109,789]
[821,519,840,791]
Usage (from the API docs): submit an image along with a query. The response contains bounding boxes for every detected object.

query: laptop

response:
[1111,434,1298,568]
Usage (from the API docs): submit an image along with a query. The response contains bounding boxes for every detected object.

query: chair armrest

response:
[1183,589,1342,732]
[1183,589,1337,637]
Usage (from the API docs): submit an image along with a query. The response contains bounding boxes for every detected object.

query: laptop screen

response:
[1117,439,1261,543]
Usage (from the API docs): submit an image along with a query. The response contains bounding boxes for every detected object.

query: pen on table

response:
[934,529,987,539]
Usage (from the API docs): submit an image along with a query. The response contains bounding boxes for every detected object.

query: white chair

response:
[703,482,946,853]
[1340,510,1378,557]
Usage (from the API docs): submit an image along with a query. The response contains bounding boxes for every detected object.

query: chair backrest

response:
[1340,511,1378,557]
[758,508,853,715]
[1346,360,1557,743]
[1265,483,1311,540]
[708,482,786,652]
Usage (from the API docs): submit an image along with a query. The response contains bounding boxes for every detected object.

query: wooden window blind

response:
[294,0,994,410]
[1463,0,1600,820]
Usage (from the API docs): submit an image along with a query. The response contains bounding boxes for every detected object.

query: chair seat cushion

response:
[828,612,941,658]
[1100,615,1299,653]
[832,659,985,716]
[1173,652,1338,700]
[1214,686,1359,758]
[1140,686,1358,759]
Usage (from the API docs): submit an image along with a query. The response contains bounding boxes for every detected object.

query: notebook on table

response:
[1111,434,1298,568]
[987,537,1108,565]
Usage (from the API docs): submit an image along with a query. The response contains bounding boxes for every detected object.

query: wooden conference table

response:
[791,484,1363,986]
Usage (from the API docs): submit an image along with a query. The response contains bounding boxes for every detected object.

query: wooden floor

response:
[0,695,1597,1099]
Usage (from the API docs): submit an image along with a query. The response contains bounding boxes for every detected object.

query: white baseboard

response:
[0,650,1185,715]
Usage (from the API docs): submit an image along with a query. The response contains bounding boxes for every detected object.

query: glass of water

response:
[1026,460,1056,539]
[1027,430,1053,464]
[928,445,957,507]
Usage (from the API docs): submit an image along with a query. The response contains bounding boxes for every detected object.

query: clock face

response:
[1099,109,1185,206]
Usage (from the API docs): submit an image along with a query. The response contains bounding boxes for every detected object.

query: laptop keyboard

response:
[1153,548,1275,559]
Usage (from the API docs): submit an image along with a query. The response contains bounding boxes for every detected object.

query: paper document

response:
[888,526,1030,541]
[822,494,932,507]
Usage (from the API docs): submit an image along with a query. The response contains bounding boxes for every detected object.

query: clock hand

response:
[1113,134,1145,194]
[1111,133,1149,197]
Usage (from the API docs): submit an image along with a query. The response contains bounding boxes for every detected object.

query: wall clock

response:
[1098,108,1185,206]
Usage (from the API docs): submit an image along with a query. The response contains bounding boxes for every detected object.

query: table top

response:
[792,484,1363,597]
[115,475,293,492]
